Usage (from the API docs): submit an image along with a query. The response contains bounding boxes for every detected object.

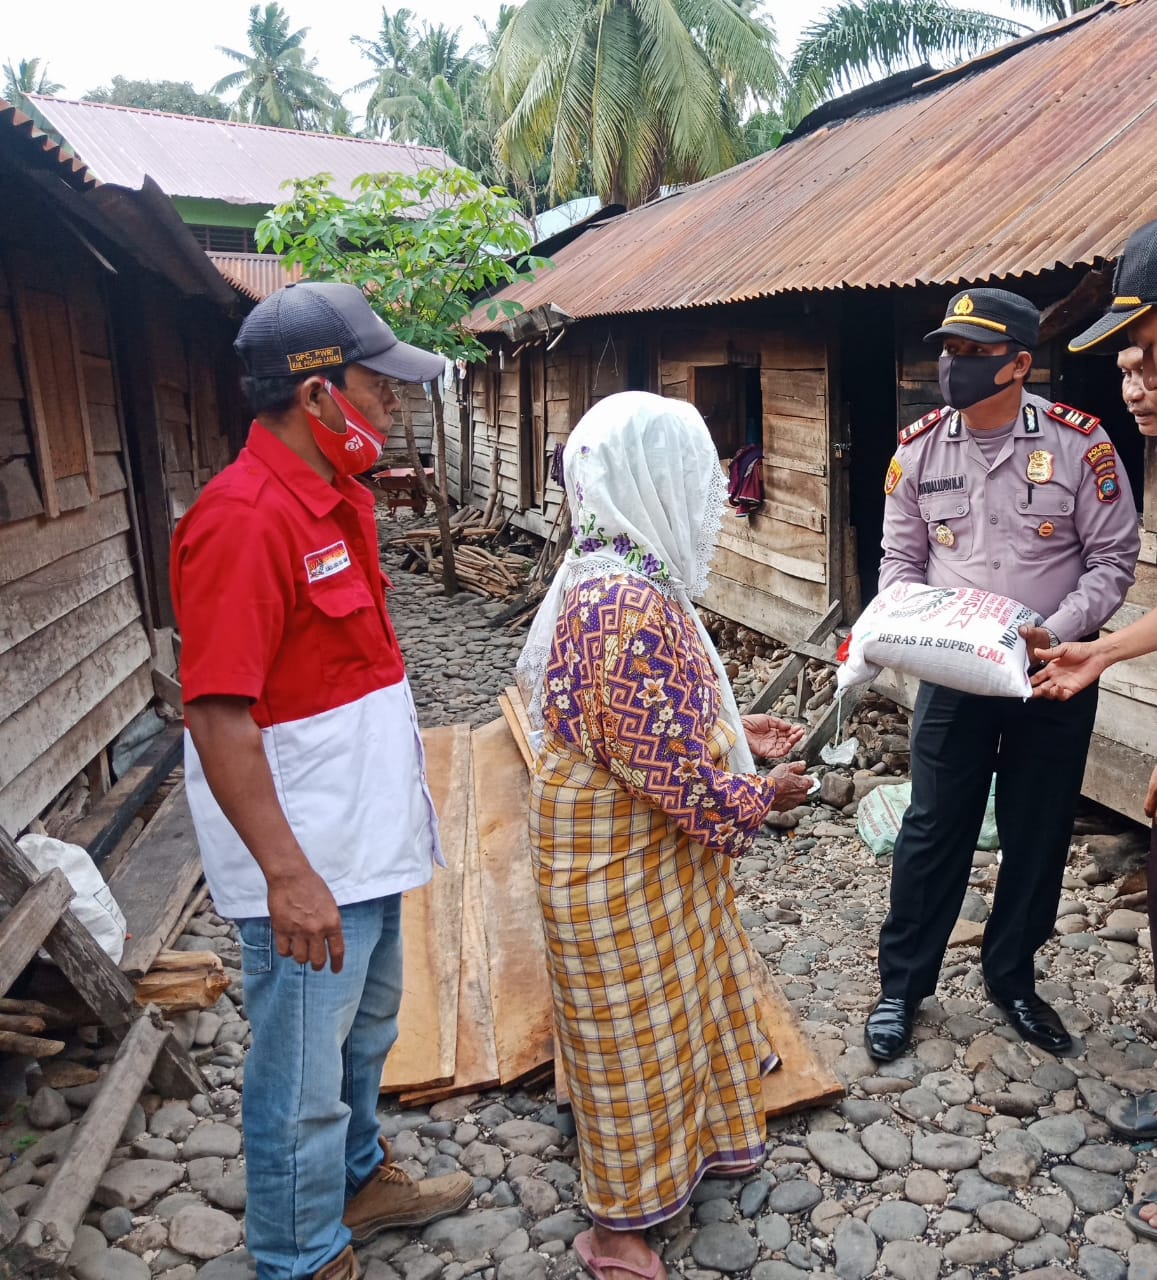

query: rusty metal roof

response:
[207,252,301,301]
[472,0,1157,331]
[28,96,456,204]
[0,98,97,190]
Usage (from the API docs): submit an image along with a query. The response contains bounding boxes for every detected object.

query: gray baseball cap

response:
[235,281,446,383]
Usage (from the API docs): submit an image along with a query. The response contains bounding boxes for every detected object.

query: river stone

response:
[942,1232,1015,1264]
[1073,1144,1136,1174]
[751,1265,810,1280]
[834,1217,877,1280]
[840,1099,893,1126]
[979,1150,1038,1187]
[904,1170,949,1205]
[756,1214,792,1251]
[911,1134,981,1172]
[183,1122,243,1160]
[879,1241,943,1280]
[1028,1114,1087,1155]
[806,1132,879,1181]
[977,1200,1043,1241]
[1013,1237,1070,1269]
[207,1173,248,1212]
[149,1103,197,1141]
[85,1250,150,1280]
[497,1257,546,1280]
[194,1253,258,1280]
[1050,1166,1126,1213]
[460,1142,506,1179]
[866,1201,927,1241]
[170,1206,243,1259]
[690,1223,758,1272]
[946,1171,1010,1212]
[1077,1244,1127,1280]
[28,1086,71,1129]
[1026,1192,1074,1236]
[739,1178,771,1218]
[424,1208,524,1258]
[860,1123,911,1171]
[1084,1214,1137,1252]
[767,1180,822,1215]
[95,1159,185,1209]
[491,1120,562,1157]
[923,1072,974,1105]
[529,1209,587,1247]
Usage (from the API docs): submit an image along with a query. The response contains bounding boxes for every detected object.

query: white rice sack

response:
[837,582,1041,700]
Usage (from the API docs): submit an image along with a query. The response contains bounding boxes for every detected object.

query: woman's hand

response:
[1030,641,1109,701]
[742,714,806,761]
[768,761,812,812]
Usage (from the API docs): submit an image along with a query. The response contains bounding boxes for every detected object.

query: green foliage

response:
[3,56,63,111]
[256,166,550,364]
[84,76,229,118]
[491,0,783,209]
[788,0,1027,123]
[213,2,343,130]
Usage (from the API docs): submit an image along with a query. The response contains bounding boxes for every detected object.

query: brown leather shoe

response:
[314,1245,359,1280]
[343,1138,474,1241]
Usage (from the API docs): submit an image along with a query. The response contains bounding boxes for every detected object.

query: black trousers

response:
[878,679,1099,1002]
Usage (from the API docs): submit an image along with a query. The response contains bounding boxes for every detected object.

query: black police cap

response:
[1069,219,1157,353]
[924,288,1040,349]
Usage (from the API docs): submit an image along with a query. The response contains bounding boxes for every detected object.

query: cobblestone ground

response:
[5,523,1157,1280]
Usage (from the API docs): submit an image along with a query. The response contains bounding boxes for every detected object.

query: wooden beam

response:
[109,783,203,978]
[745,600,842,714]
[19,1008,169,1263]
[0,869,73,999]
[63,723,182,868]
[0,824,203,1099]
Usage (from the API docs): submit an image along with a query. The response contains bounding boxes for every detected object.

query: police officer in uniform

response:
[865,287,1140,1062]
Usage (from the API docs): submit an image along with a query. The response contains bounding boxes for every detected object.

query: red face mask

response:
[308,380,387,476]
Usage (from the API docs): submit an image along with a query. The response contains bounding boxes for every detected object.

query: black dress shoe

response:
[865,997,918,1062]
[984,983,1072,1054]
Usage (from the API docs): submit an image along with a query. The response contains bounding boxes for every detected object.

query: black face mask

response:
[938,352,1018,410]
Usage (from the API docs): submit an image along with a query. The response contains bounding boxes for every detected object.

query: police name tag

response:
[304,540,352,582]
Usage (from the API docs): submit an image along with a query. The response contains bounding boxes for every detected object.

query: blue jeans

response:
[237,895,403,1280]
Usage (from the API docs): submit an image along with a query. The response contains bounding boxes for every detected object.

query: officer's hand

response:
[267,869,346,973]
[768,761,812,812]
[742,714,805,761]
[1146,764,1157,820]
[1019,624,1056,668]
[1029,640,1108,701]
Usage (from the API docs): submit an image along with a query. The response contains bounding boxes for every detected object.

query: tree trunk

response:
[400,390,460,595]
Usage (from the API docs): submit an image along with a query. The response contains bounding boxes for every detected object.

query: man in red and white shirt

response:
[173,283,471,1280]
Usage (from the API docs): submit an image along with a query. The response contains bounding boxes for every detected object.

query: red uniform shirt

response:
[172,421,405,726]
[171,422,441,919]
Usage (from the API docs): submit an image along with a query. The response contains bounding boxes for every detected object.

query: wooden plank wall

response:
[661,326,832,642]
[0,220,152,835]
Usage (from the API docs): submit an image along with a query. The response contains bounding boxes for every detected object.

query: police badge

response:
[1026,450,1054,484]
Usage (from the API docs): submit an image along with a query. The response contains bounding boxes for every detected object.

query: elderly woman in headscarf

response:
[517,392,812,1280]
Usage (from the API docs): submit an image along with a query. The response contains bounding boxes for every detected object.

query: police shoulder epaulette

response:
[1046,402,1101,435]
[898,407,948,446]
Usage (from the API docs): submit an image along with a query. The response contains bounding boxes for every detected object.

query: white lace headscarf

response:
[516,390,755,774]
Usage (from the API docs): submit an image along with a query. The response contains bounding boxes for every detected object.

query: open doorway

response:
[842,292,899,602]
[691,364,763,459]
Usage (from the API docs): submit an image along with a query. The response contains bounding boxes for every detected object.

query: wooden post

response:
[0,869,74,998]
[18,1008,169,1264]
[0,825,203,1099]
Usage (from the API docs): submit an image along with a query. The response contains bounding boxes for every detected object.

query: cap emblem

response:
[287,346,343,373]
[953,295,975,316]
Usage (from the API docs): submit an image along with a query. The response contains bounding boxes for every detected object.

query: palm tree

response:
[213,3,341,130]
[491,0,783,209]
[3,57,64,113]
[1011,0,1099,17]
[787,0,1037,126]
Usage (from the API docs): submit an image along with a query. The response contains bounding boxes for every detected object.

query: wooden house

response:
[458,0,1157,823]
[0,101,245,837]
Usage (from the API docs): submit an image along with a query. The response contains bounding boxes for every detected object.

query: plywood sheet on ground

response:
[473,716,554,1085]
[398,778,499,1104]
[380,725,470,1093]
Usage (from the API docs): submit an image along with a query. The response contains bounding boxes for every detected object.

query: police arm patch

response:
[1085,441,1121,503]
[884,456,903,496]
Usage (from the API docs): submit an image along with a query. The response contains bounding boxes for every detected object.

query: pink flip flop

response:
[574,1229,663,1280]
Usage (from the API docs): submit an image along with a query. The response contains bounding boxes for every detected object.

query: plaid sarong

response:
[529,722,774,1229]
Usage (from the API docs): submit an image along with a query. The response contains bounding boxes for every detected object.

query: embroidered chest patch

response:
[304,540,352,582]
[917,475,966,497]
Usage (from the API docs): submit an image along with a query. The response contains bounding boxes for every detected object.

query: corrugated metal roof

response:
[27,96,456,204]
[472,0,1157,331]
[0,98,98,190]
[207,251,301,301]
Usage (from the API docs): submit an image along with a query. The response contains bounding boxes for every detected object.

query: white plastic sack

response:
[857,777,1000,858]
[838,583,1041,700]
[17,834,127,963]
